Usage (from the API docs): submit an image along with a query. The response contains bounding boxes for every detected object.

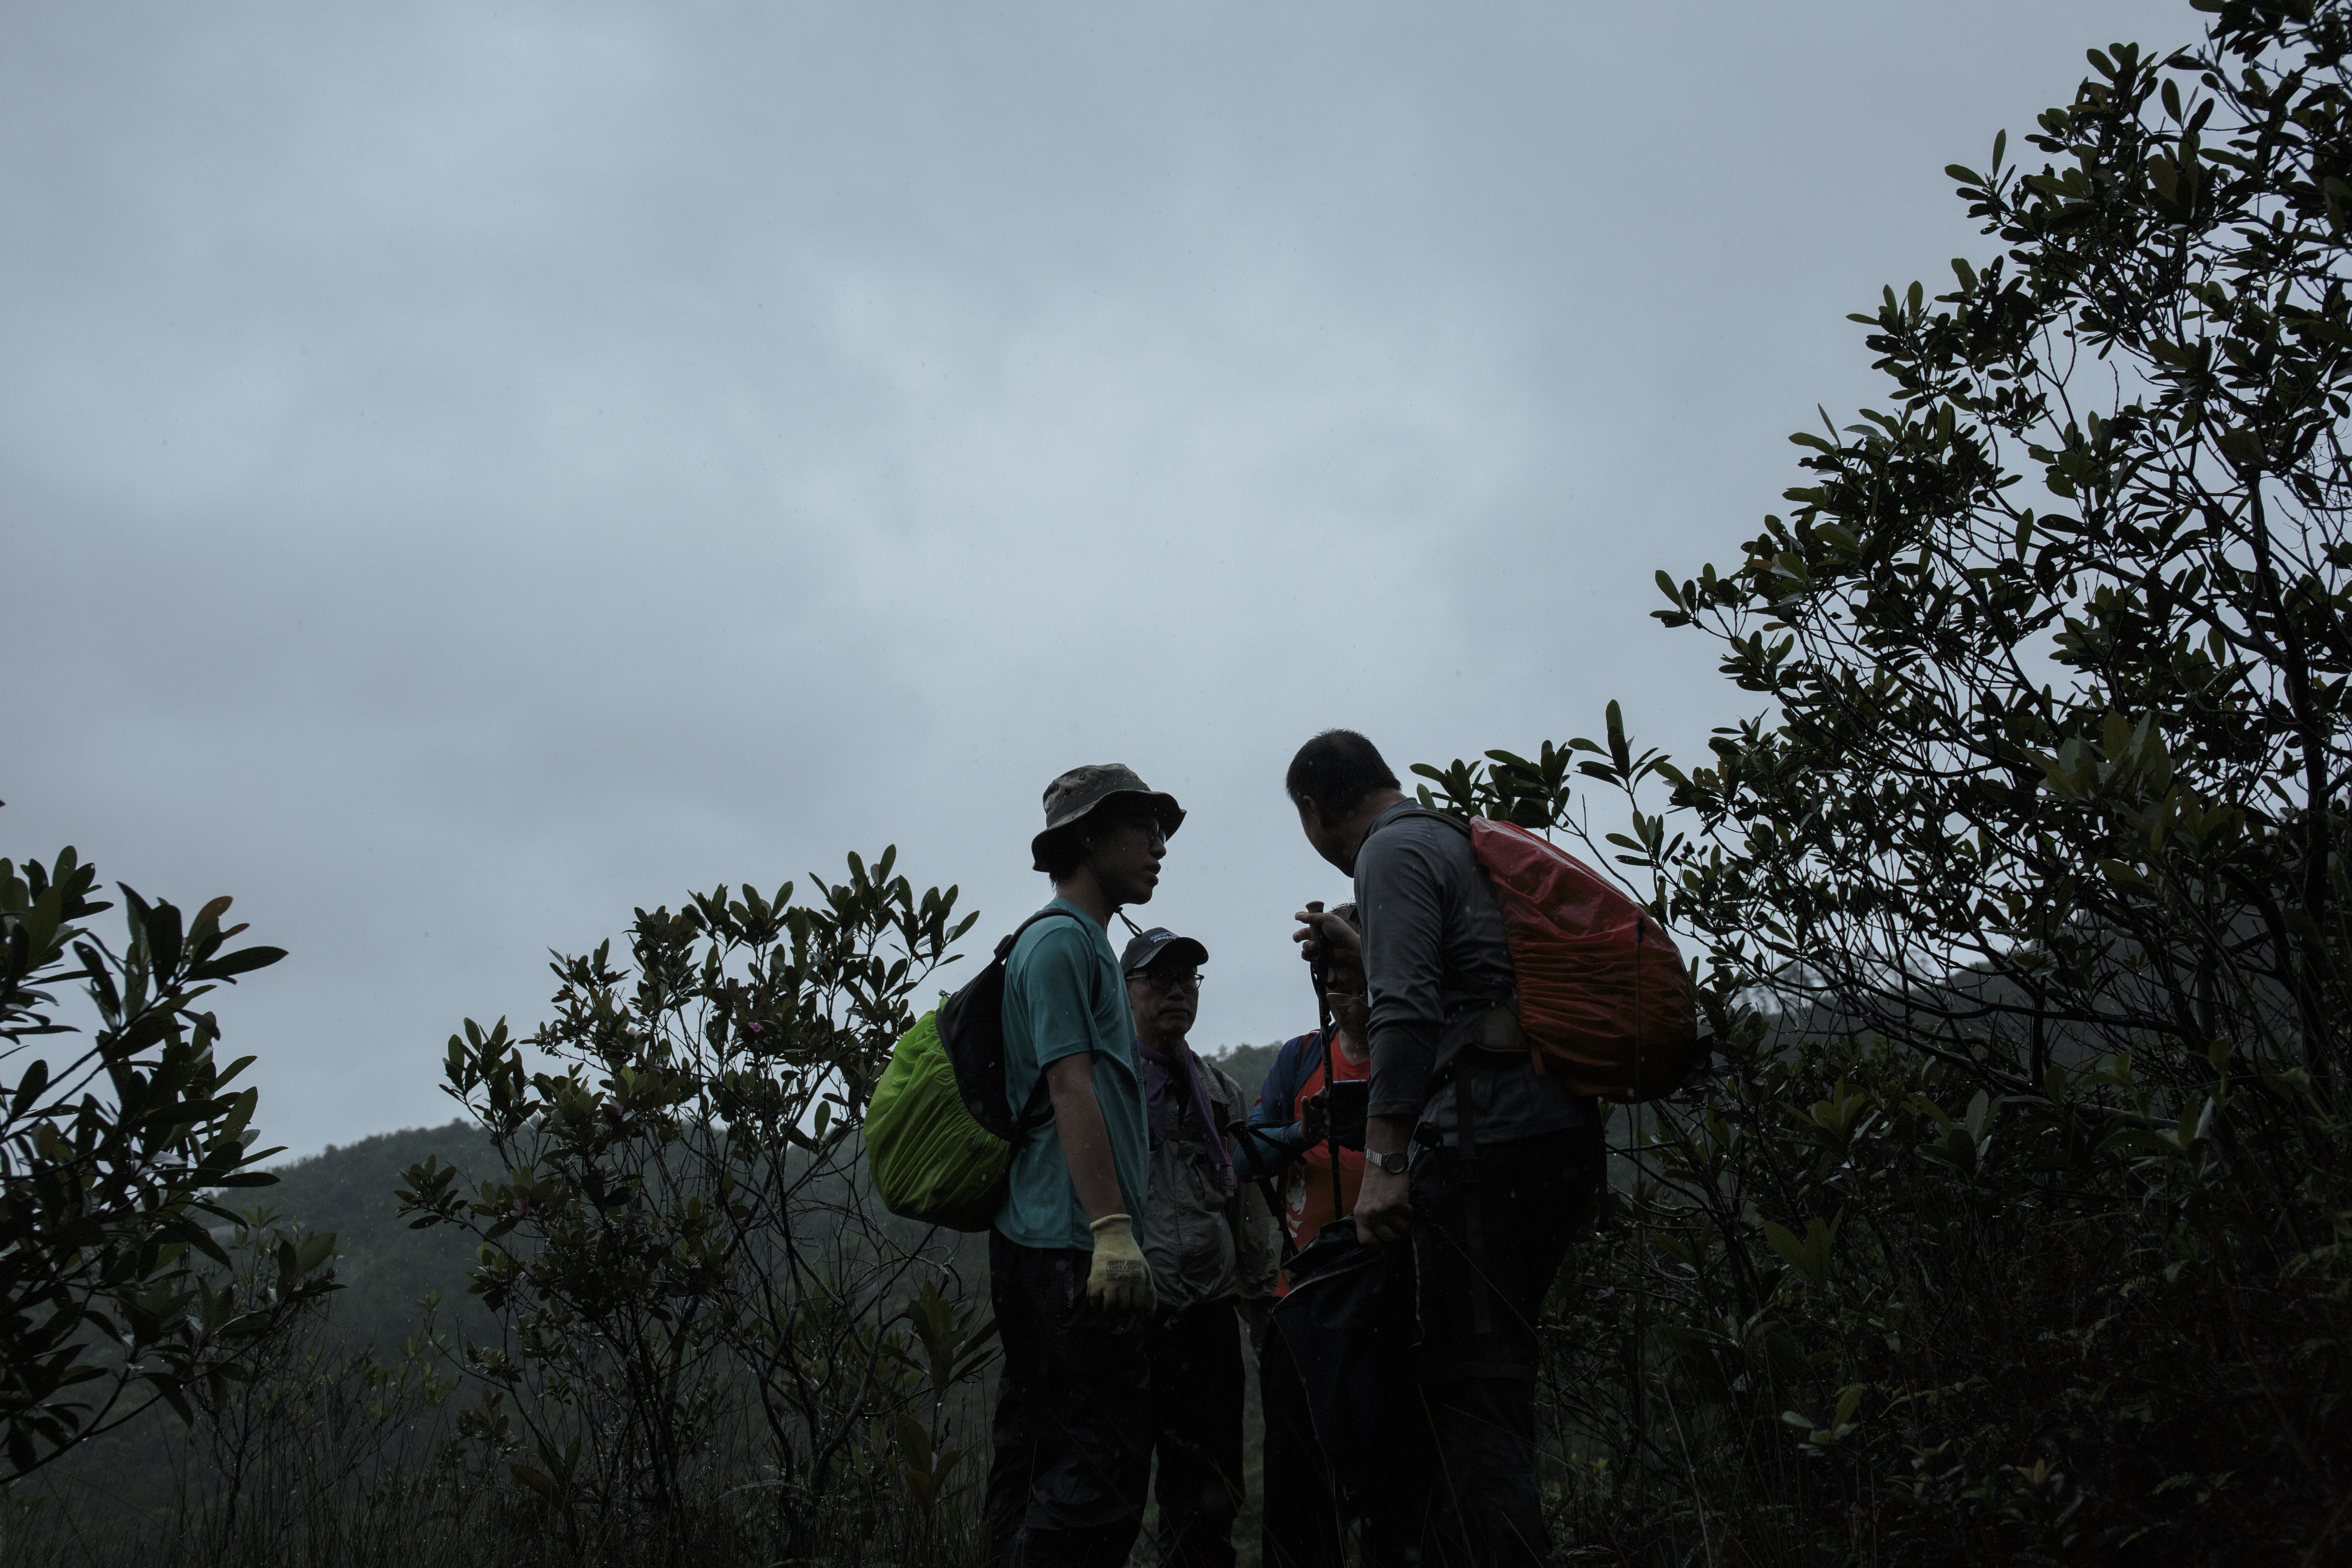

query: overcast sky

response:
[5,0,2183,1157]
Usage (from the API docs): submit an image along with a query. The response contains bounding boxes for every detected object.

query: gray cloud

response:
[3,0,2180,1151]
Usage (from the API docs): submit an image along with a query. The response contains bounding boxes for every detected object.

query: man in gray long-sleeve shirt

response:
[1350,800,1587,1149]
[1285,728,1604,1568]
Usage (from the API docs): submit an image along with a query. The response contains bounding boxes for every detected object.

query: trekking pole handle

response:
[1304,900,1332,1017]
[1303,902,1336,1003]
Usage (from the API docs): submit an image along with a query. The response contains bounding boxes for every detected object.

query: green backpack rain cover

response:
[866,909,1076,1231]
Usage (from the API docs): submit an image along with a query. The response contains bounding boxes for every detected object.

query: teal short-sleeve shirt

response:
[995,900,1149,1250]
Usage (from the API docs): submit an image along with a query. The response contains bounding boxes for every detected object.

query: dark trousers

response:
[1263,1283,1430,1568]
[1260,1321,1344,1568]
[1144,1303,1246,1568]
[1263,1127,1600,1568]
[1396,1125,1604,1568]
[983,1231,1153,1568]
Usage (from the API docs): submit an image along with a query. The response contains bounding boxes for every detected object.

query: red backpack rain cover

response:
[1463,816,1701,1102]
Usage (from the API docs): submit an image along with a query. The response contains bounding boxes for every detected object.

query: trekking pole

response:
[1304,901,1342,1222]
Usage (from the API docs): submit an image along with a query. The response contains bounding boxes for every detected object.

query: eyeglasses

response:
[1083,819,1168,856]
[1133,971,1202,993]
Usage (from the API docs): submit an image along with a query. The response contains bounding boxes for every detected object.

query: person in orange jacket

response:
[1232,906,1370,1568]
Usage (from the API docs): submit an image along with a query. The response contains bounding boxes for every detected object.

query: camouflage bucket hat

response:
[1030,763,1186,872]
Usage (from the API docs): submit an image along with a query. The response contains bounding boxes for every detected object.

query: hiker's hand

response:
[1298,1088,1328,1147]
[1087,1214,1156,1315]
[1354,1161,1413,1248]
[1292,909,1362,969]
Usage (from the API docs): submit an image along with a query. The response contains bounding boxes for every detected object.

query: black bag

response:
[936,907,1086,1143]
[1270,1220,1410,1501]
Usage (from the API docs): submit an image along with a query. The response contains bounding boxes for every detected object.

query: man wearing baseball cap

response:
[1121,926,1277,1568]
[983,764,1186,1568]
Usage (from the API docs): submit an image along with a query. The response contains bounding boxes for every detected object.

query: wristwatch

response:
[1366,1149,1410,1176]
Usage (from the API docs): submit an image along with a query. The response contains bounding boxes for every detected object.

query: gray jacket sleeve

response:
[1356,821,1449,1120]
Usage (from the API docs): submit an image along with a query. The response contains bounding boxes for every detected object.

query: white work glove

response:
[1086,1213,1157,1316]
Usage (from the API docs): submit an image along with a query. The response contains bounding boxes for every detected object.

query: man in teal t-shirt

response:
[982,764,1184,1568]
[998,902,1151,1249]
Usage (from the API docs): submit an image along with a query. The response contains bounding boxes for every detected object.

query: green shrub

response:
[1433,6,2352,1559]
[395,848,994,1564]
[0,847,334,1482]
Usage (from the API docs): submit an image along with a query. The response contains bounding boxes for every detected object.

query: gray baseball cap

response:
[1030,763,1185,872]
[1120,927,1209,977]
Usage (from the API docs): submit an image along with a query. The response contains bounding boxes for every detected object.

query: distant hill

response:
[228,1071,1299,1355]
[24,1074,1298,1544]
[1205,1040,1284,1102]
[18,1121,508,1538]
[247,1119,507,1353]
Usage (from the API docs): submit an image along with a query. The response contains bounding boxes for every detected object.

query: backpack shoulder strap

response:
[1371,804,1473,839]
[1371,807,1516,1018]
[999,905,1102,1137]
[994,904,1091,962]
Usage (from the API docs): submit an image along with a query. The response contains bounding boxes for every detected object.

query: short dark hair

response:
[1035,826,1086,881]
[1286,731,1400,816]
